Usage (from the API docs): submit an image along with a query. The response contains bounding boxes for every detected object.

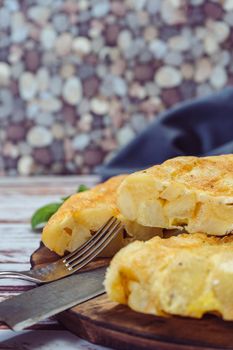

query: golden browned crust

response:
[60,175,126,213]
[146,155,233,197]
[105,233,233,320]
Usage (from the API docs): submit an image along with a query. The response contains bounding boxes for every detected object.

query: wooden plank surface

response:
[0,176,110,350]
[0,176,99,222]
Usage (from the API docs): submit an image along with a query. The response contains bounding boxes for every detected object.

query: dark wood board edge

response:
[57,310,220,350]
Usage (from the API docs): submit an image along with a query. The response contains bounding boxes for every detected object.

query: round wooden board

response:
[31,244,233,350]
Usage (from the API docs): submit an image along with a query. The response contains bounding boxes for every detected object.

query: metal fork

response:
[0,217,123,284]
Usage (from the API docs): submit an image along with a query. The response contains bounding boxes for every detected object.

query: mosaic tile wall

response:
[0,0,233,175]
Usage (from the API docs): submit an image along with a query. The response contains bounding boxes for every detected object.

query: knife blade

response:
[0,267,106,331]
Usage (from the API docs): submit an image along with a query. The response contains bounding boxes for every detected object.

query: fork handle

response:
[0,271,34,282]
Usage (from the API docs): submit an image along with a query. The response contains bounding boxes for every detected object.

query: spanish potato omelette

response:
[42,154,233,320]
[105,233,233,320]
[117,155,233,236]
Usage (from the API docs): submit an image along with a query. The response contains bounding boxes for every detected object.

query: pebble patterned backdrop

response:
[1,0,233,176]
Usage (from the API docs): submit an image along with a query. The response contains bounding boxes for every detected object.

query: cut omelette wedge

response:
[42,175,162,257]
[117,155,233,236]
[105,233,233,320]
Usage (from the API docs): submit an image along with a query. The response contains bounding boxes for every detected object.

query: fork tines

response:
[63,217,123,272]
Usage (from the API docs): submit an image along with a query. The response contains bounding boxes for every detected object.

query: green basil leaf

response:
[31,203,62,230]
[77,184,89,192]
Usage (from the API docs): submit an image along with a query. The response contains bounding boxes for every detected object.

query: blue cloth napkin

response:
[98,88,233,180]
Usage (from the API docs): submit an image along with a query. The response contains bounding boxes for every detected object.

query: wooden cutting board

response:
[31,244,233,350]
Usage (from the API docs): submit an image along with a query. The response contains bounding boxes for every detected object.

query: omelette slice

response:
[117,155,233,236]
[42,175,162,256]
[105,233,233,320]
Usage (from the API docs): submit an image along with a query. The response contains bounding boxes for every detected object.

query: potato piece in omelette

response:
[105,233,233,320]
[42,175,162,256]
[117,155,233,236]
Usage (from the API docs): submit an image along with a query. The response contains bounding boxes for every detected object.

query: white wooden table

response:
[0,176,110,350]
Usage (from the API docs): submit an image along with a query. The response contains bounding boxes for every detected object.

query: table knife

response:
[0,267,106,331]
